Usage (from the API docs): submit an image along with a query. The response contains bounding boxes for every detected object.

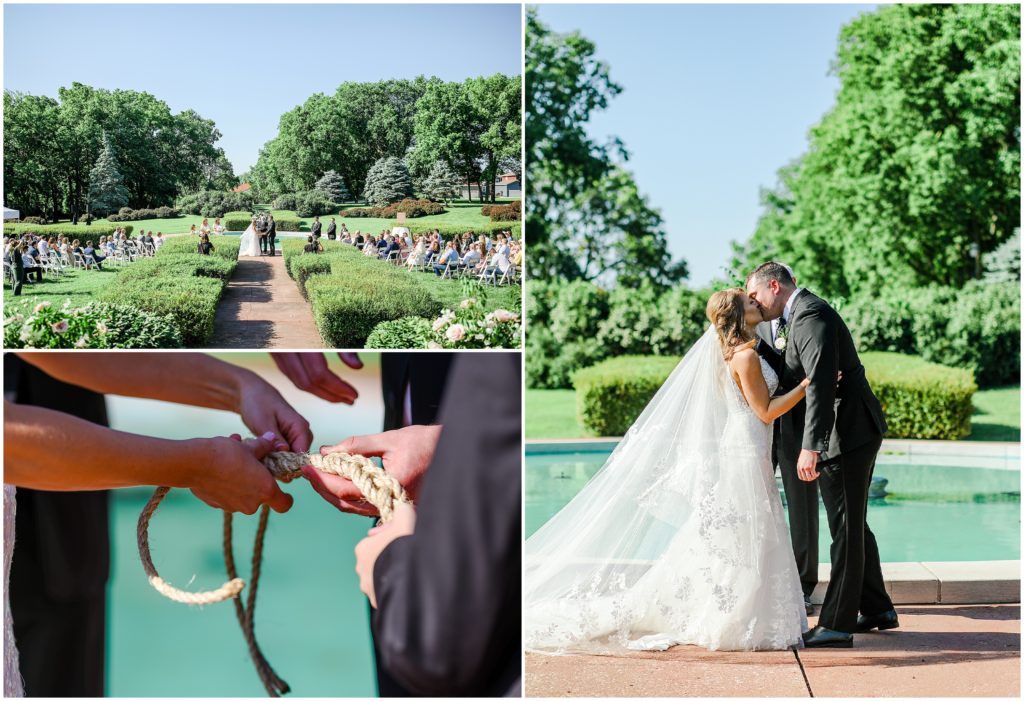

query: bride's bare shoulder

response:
[728,343,760,373]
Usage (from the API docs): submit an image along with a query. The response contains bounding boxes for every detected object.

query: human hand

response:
[272,353,363,404]
[236,372,312,453]
[302,424,442,516]
[797,448,819,482]
[188,432,293,515]
[354,502,416,608]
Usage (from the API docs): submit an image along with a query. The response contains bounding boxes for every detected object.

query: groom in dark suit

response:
[267,215,277,256]
[754,268,819,617]
[747,262,897,648]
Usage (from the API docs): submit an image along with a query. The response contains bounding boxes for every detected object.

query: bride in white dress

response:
[238,216,261,257]
[525,288,810,653]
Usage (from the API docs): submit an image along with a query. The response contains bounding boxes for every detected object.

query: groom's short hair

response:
[747,261,795,289]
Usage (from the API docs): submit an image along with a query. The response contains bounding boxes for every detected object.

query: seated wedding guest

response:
[462,243,483,272]
[426,240,441,264]
[189,224,198,236]
[154,232,165,250]
[340,223,349,239]
[70,238,85,262]
[303,235,323,254]
[340,231,353,245]
[510,241,523,267]
[376,235,389,254]
[354,230,364,247]
[83,241,104,269]
[326,217,337,240]
[213,218,224,235]
[20,243,44,283]
[197,234,215,255]
[382,236,400,260]
[433,241,460,276]
[37,237,49,259]
[484,246,511,282]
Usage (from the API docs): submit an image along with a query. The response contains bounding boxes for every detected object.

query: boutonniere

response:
[774,323,789,352]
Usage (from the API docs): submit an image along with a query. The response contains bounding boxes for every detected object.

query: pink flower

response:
[493,309,519,323]
[445,323,466,343]
[51,320,69,334]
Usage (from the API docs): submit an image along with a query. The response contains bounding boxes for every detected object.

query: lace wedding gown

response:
[238,224,261,257]
[524,327,807,653]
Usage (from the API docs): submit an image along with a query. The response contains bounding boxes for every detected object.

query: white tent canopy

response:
[3,207,20,221]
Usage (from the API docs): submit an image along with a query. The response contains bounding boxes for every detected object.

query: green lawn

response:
[526,386,1022,442]
[17,200,510,235]
[966,386,1020,441]
[3,266,121,309]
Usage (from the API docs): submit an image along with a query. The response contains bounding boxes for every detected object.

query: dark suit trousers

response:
[259,234,269,254]
[777,449,820,598]
[815,436,893,632]
[268,233,276,255]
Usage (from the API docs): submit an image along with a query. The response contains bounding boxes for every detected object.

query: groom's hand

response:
[355,502,416,608]
[272,353,363,404]
[797,449,819,481]
[303,425,442,516]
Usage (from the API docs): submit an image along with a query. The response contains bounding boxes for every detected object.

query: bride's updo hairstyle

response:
[706,288,754,361]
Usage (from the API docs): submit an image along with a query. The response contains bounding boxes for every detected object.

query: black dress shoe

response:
[857,609,899,632]
[804,595,815,616]
[802,625,853,648]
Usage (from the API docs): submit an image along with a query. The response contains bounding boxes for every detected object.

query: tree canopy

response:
[732,4,1021,298]
[4,82,234,219]
[248,75,522,203]
[525,8,686,290]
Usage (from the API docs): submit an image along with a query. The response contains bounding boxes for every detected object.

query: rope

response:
[136,451,409,696]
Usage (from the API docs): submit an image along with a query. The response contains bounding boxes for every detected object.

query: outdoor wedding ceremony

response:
[3,351,521,697]
[524,3,1019,698]
[2,3,523,351]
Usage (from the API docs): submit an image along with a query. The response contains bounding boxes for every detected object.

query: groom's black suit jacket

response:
[775,290,887,465]
[371,353,521,697]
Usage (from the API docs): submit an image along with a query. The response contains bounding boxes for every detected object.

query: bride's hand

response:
[236,372,313,452]
[187,433,293,514]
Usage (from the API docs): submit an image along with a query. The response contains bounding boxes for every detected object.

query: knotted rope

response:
[137,451,410,696]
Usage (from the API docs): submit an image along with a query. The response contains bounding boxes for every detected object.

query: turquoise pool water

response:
[526,447,1021,563]
[104,354,384,696]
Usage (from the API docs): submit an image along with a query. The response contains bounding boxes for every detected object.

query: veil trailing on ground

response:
[525,325,793,652]
[239,223,261,257]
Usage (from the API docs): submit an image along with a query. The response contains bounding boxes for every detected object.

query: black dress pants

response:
[778,452,820,598]
[815,436,893,632]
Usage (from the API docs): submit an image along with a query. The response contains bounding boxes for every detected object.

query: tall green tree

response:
[363,156,414,206]
[526,8,686,289]
[315,170,351,203]
[734,4,1021,298]
[87,133,129,215]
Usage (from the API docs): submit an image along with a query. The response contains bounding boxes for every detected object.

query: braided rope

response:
[136,450,409,696]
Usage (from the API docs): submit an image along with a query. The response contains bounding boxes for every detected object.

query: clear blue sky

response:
[535,4,875,286]
[4,3,521,174]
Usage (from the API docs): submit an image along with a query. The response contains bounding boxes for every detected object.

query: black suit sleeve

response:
[794,307,838,453]
[370,354,521,697]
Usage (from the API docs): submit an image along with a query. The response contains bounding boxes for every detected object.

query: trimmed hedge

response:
[573,356,680,436]
[482,199,521,221]
[405,222,521,239]
[3,223,134,237]
[342,198,445,219]
[365,317,432,349]
[107,206,179,222]
[573,351,977,440]
[862,352,976,440]
[95,237,237,345]
[176,190,254,218]
[283,241,520,347]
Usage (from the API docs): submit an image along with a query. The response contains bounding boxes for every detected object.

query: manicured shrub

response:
[366,317,432,349]
[863,352,977,440]
[571,351,978,439]
[107,206,180,222]
[341,198,445,219]
[272,216,304,232]
[294,190,336,218]
[307,273,440,347]
[223,216,253,232]
[484,199,521,222]
[573,356,681,436]
[272,193,298,211]
[20,216,47,225]
[156,234,240,264]
[3,223,133,237]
